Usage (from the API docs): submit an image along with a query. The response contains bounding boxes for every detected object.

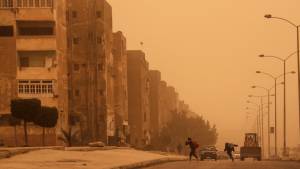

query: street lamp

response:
[256,70,295,156]
[246,105,261,142]
[246,111,258,133]
[248,95,270,158]
[264,14,300,149]
[259,52,296,156]
[252,85,271,158]
[252,85,279,159]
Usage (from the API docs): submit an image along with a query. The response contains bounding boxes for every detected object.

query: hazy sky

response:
[107,0,300,149]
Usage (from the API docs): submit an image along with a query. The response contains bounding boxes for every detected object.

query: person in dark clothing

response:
[185,137,199,160]
[224,143,237,161]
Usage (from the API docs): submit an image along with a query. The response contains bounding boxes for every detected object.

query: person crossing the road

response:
[185,137,199,161]
[224,142,238,161]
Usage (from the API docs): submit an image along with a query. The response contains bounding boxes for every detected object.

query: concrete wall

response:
[0,9,17,115]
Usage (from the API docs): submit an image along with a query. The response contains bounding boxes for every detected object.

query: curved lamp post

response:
[246,105,261,142]
[256,70,295,156]
[252,85,281,158]
[248,95,270,158]
[264,14,300,153]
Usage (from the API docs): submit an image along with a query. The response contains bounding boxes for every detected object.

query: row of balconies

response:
[0,0,53,9]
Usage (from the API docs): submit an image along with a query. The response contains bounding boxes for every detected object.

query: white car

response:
[233,152,241,159]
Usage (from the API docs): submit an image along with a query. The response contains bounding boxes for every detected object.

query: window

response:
[73,37,79,44]
[0,0,13,8]
[73,64,79,71]
[18,80,54,95]
[18,51,55,68]
[0,26,14,37]
[96,11,102,18]
[29,0,33,7]
[35,0,39,7]
[20,56,29,67]
[99,90,105,96]
[72,11,77,18]
[17,21,55,36]
[98,63,104,71]
[144,112,147,122]
[46,0,52,7]
[75,90,80,97]
[40,0,45,7]
[19,27,53,35]
[97,37,102,44]
[17,0,22,7]
[66,10,69,22]
[22,0,28,7]
[19,52,45,67]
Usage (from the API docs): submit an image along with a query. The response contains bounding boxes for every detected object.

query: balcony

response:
[0,0,55,20]
[16,36,56,50]
[16,20,56,50]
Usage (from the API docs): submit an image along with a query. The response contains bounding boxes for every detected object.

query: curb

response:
[0,149,30,159]
[110,157,187,169]
[0,146,64,160]
[64,146,130,152]
[0,146,130,160]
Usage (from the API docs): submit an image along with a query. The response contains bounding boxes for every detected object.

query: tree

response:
[152,111,218,152]
[34,106,58,146]
[8,115,21,146]
[11,99,41,146]
[57,113,80,147]
[58,127,79,147]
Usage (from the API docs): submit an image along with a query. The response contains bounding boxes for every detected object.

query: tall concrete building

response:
[67,0,115,144]
[166,86,178,115]
[148,70,161,139]
[127,50,151,148]
[0,0,115,146]
[112,31,128,143]
[0,0,69,146]
[159,81,169,128]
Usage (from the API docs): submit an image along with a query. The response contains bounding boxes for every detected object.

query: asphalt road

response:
[143,160,300,169]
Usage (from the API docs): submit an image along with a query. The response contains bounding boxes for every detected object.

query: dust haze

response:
[108,0,300,149]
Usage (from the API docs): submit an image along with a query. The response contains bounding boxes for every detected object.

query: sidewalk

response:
[0,148,186,169]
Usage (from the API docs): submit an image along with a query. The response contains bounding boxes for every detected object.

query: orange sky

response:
[107,0,300,149]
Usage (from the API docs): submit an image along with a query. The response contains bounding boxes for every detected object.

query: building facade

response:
[127,50,151,148]
[67,0,114,144]
[112,31,128,144]
[148,70,161,139]
[0,0,115,146]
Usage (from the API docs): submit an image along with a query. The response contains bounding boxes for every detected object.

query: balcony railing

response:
[0,0,13,8]
[0,0,53,9]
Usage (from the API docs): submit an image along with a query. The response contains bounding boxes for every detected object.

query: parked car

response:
[199,145,218,161]
[234,152,241,159]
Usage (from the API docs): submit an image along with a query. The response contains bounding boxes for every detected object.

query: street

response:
[143,160,300,169]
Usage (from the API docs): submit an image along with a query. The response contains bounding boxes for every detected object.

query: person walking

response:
[224,143,237,161]
[185,137,199,160]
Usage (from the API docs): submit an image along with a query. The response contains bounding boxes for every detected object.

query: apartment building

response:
[127,50,151,148]
[112,31,128,144]
[0,0,114,146]
[148,70,161,139]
